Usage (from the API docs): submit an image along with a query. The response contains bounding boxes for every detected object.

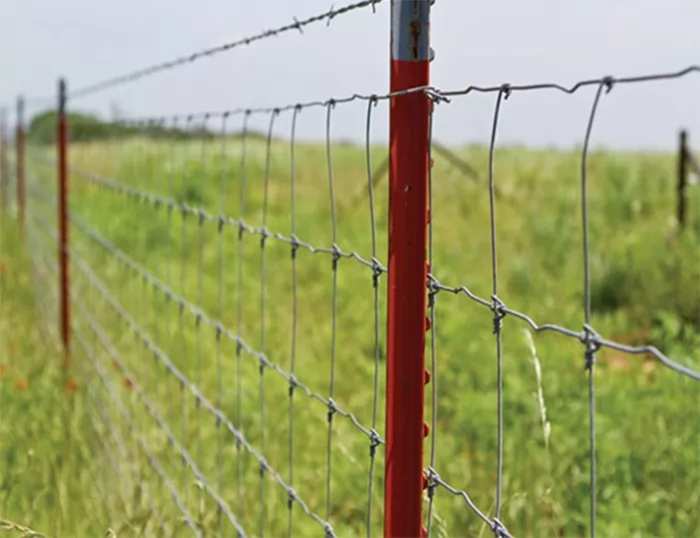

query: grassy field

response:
[1,131,699,538]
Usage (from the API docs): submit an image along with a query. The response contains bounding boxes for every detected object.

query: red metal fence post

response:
[385,1,432,537]
[58,78,71,358]
[16,96,25,231]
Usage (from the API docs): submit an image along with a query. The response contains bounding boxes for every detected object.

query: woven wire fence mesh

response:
[2,1,700,536]
[24,96,391,537]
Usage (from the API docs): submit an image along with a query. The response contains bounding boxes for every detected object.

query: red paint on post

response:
[385,2,431,536]
[58,79,70,355]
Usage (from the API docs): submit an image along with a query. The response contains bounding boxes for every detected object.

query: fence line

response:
[15,66,700,538]
[3,2,700,537]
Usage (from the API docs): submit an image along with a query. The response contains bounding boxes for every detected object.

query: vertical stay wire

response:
[581,78,612,538]
[288,104,301,538]
[259,108,279,538]
[364,96,381,538]
[166,118,179,510]
[151,119,166,399]
[236,111,250,520]
[196,114,210,522]
[325,99,339,524]
[180,116,194,513]
[136,121,148,335]
[489,85,509,521]
[217,113,229,536]
[426,97,438,538]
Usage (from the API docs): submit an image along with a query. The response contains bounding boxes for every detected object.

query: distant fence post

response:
[16,96,25,231]
[0,108,7,212]
[385,1,432,537]
[58,78,71,358]
[677,129,688,231]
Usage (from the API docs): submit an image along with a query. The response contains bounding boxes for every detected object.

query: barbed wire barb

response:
[64,0,383,100]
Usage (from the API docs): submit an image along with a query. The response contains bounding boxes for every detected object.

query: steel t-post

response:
[385,1,432,536]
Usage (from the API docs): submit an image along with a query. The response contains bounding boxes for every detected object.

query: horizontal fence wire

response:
[99,65,700,123]
[425,278,700,381]
[8,0,699,527]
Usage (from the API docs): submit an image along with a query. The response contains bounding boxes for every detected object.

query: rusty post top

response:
[58,78,67,114]
[391,0,431,62]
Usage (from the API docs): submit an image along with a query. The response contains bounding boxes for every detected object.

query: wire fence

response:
[1,1,700,537]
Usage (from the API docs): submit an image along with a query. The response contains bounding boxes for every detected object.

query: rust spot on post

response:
[409,19,421,60]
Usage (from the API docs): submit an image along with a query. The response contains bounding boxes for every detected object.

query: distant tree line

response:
[27,110,251,144]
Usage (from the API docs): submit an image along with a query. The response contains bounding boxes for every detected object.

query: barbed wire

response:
[14,0,381,104]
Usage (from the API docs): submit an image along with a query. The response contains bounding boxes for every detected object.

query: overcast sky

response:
[1,0,698,149]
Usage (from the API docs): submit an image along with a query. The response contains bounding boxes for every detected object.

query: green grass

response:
[1,134,699,538]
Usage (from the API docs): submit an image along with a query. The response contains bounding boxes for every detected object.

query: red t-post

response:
[385,1,432,537]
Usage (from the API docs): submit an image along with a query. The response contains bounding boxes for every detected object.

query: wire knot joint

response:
[288,374,298,397]
[371,257,385,288]
[428,274,441,307]
[582,324,601,370]
[327,397,337,423]
[369,428,382,457]
[491,295,507,334]
[287,487,297,509]
[331,243,342,270]
[602,76,615,93]
[492,518,511,538]
[290,234,300,259]
[426,467,440,499]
